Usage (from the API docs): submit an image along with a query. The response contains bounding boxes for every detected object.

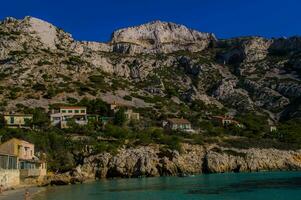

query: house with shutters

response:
[3,113,33,129]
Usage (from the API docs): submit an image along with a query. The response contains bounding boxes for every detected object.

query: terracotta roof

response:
[212,116,241,124]
[212,115,233,120]
[59,106,86,109]
[167,118,191,125]
[0,138,33,147]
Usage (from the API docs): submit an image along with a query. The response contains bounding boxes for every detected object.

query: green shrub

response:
[236,113,269,137]
[275,119,301,144]
[123,95,132,101]
[43,87,57,99]
[77,98,110,116]
[0,73,6,81]
[104,125,131,139]
[67,97,78,104]
[89,75,105,84]
[32,83,47,91]
[63,56,85,66]
[37,60,53,66]
[114,108,126,126]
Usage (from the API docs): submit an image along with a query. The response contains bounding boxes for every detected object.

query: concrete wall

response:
[17,141,34,160]
[0,139,35,160]
[0,170,20,189]
[0,141,15,156]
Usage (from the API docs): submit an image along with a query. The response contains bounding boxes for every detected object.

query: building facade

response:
[164,118,194,133]
[125,109,140,121]
[110,102,140,121]
[0,138,47,179]
[50,106,88,128]
[3,114,33,128]
[211,116,244,128]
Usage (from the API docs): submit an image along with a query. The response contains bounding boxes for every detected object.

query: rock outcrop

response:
[111,21,216,54]
[218,37,272,64]
[74,144,301,180]
[242,79,290,111]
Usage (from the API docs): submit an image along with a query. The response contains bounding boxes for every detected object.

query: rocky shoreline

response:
[40,143,301,186]
[1,144,300,199]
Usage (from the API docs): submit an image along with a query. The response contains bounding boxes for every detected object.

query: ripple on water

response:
[34,172,301,200]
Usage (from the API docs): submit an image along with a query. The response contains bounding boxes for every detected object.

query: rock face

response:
[76,144,301,179]
[111,21,216,54]
[34,144,301,186]
[213,79,254,111]
[23,17,59,50]
[270,36,301,53]
[218,37,272,64]
[242,79,290,111]
[205,147,301,172]
[0,16,300,121]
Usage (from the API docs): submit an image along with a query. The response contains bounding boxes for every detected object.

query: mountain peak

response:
[111,21,216,53]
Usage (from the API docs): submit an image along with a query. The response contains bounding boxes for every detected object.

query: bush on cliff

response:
[77,98,111,116]
[273,119,301,145]
[235,113,269,137]
[113,108,126,126]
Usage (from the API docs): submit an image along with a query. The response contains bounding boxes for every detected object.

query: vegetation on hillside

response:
[0,98,301,173]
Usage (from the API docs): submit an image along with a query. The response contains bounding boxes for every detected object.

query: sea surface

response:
[34,171,301,200]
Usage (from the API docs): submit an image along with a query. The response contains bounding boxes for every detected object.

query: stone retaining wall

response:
[0,169,20,189]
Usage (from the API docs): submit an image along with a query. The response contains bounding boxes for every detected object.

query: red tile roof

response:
[167,118,191,125]
[59,106,86,109]
[211,116,241,125]
[212,115,233,120]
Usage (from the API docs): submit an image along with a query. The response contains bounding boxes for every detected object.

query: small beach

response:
[0,186,45,200]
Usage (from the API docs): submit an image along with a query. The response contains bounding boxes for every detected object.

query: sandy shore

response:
[0,178,95,200]
[0,186,45,200]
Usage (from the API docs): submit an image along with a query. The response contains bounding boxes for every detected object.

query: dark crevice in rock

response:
[201,151,210,174]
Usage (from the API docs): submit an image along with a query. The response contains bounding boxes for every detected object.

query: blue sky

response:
[1,0,300,42]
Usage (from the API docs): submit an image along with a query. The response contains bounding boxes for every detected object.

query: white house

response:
[50,106,88,128]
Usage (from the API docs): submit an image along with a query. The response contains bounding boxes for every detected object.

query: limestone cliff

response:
[111,21,216,54]
[72,144,301,180]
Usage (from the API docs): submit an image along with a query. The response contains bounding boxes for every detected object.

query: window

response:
[10,117,14,124]
[62,110,66,113]
[20,161,25,169]
[68,110,72,113]
[81,110,85,113]
[75,110,79,113]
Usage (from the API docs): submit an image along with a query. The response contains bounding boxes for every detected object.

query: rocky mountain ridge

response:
[0,16,300,122]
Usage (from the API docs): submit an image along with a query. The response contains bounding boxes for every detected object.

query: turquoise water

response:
[34,171,301,200]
